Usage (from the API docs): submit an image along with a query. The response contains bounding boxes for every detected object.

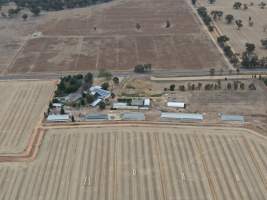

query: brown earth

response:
[0,0,228,74]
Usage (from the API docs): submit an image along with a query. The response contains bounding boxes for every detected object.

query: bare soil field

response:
[0,80,55,154]
[200,0,267,56]
[0,125,266,200]
[0,0,228,74]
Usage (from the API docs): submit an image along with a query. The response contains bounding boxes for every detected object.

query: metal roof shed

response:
[167,102,185,108]
[85,114,108,121]
[131,99,144,106]
[221,114,244,122]
[122,112,145,121]
[144,98,150,106]
[90,98,102,107]
[161,112,203,121]
[47,114,69,122]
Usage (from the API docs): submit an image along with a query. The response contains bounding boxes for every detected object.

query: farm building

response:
[167,102,185,108]
[144,98,150,106]
[221,114,244,122]
[90,98,102,107]
[85,113,108,121]
[122,112,145,121]
[131,99,144,106]
[47,114,69,122]
[112,102,139,110]
[90,86,111,99]
[161,112,203,121]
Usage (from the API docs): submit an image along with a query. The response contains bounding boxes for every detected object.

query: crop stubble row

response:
[0,127,266,200]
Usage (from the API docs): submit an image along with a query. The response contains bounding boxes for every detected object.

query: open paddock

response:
[0,125,266,200]
[0,0,228,74]
[0,80,55,154]
[200,0,267,56]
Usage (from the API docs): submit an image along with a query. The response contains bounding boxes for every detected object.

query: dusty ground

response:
[200,0,267,56]
[0,80,55,154]
[0,125,266,200]
[0,0,228,74]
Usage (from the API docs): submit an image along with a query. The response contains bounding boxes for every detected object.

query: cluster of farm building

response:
[46,73,245,123]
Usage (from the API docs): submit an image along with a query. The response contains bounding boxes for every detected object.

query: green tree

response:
[84,72,93,84]
[101,82,109,90]
[99,101,106,110]
[209,68,215,76]
[170,84,175,91]
[60,107,65,114]
[22,13,28,21]
[225,14,234,24]
[235,19,243,30]
[113,77,119,84]
[30,6,40,16]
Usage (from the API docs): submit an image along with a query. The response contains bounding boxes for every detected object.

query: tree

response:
[22,13,28,21]
[60,107,65,114]
[248,83,256,90]
[217,35,229,46]
[235,19,243,30]
[170,84,175,91]
[179,85,185,91]
[225,14,234,24]
[166,20,170,28]
[245,43,255,52]
[191,0,197,5]
[227,83,232,90]
[136,23,141,30]
[261,39,267,48]
[30,6,40,16]
[86,94,95,104]
[209,68,215,76]
[223,45,234,57]
[243,4,248,10]
[259,2,266,9]
[233,2,242,9]
[99,101,106,110]
[113,77,119,84]
[101,82,109,90]
[71,115,75,122]
[84,72,93,84]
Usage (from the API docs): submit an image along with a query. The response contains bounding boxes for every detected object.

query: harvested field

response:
[0,0,228,74]
[0,80,55,154]
[0,125,266,200]
[200,0,267,56]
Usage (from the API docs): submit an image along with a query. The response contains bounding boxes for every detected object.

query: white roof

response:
[47,114,69,122]
[161,112,203,120]
[52,103,62,107]
[144,98,150,106]
[167,102,185,108]
[90,98,102,107]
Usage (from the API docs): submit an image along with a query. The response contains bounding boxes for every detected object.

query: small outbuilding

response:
[144,98,150,107]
